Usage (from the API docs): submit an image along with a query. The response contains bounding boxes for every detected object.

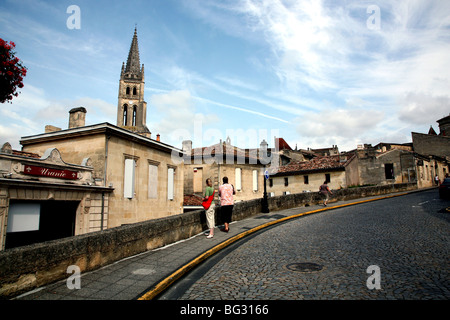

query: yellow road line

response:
[138,192,408,300]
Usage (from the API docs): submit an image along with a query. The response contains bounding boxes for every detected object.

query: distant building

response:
[267,155,348,196]
[412,114,450,159]
[345,144,416,187]
[182,137,271,208]
[411,114,450,187]
[437,114,450,136]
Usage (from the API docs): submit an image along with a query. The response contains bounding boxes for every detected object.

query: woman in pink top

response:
[218,176,235,232]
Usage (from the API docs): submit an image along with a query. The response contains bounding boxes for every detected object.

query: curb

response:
[138,191,410,300]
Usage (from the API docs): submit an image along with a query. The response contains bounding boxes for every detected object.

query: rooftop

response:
[271,155,347,176]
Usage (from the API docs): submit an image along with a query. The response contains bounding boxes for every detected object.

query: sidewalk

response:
[14,190,420,300]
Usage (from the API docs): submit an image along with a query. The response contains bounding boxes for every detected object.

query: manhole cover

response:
[284,262,323,273]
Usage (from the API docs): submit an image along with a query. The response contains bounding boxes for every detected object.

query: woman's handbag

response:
[202,191,215,210]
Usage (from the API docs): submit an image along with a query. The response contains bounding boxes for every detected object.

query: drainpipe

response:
[100,192,105,231]
[101,135,110,231]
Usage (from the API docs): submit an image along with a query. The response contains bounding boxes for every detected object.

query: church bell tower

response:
[117,27,151,137]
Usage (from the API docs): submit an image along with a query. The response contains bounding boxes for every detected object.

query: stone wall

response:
[412,132,450,158]
[0,182,417,299]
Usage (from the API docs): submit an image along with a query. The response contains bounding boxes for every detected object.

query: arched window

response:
[126,87,130,95]
[132,105,137,126]
[133,87,137,95]
[123,104,128,126]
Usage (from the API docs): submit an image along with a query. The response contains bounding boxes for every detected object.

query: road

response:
[161,189,450,300]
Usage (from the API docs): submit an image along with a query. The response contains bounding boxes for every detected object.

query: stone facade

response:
[411,115,450,187]
[20,123,184,229]
[345,146,417,187]
[0,143,111,250]
[267,155,347,196]
[437,114,450,136]
[411,132,450,159]
[182,139,268,205]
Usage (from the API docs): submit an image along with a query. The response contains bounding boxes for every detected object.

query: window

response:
[126,87,130,95]
[123,105,128,126]
[168,167,175,200]
[304,175,309,184]
[269,179,273,188]
[148,164,158,199]
[235,168,242,191]
[132,106,137,126]
[252,170,258,191]
[325,174,331,183]
[124,158,136,198]
[385,164,394,179]
[284,177,289,187]
[133,87,137,95]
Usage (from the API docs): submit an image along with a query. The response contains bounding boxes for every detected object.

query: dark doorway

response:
[385,163,394,180]
[5,200,79,250]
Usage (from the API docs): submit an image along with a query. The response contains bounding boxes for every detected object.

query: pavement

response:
[14,188,436,301]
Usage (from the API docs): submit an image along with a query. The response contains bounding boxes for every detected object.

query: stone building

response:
[411,114,450,187]
[437,114,450,136]
[0,143,112,250]
[344,143,417,187]
[267,155,348,196]
[412,114,450,160]
[2,28,184,249]
[20,120,184,229]
[182,137,271,207]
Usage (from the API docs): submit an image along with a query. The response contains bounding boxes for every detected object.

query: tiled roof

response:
[183,194,203,206]
[270,155,347,176]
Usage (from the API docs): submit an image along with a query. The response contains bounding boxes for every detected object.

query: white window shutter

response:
[7,203,41,233]
[124,158,135,198]
[168,167,174,200]
[252,170,258,191]
[235,168,242,191]
[148,164,158,199]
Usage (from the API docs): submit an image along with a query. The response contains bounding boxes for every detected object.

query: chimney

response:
[68,107,87,129]
[45,125,62,133]
[156,134,160,142]
[182,140,192,154]
[260,139,268,152]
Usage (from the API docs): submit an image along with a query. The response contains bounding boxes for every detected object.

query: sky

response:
[1,0,450,152]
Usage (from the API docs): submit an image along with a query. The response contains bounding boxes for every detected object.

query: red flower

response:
[0,37,27,103]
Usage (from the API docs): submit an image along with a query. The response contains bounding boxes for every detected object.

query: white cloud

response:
[0,83,116,149]
[295,108,384,139]
[398,92,450,126]
[149,90,219,146]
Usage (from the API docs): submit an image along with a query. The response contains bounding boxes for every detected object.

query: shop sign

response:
[24,165,78,180]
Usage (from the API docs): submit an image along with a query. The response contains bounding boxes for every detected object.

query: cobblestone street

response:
[174,190,450,300]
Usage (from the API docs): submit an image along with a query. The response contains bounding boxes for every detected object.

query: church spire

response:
[124,27,142,78]
[117,27,150,138]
